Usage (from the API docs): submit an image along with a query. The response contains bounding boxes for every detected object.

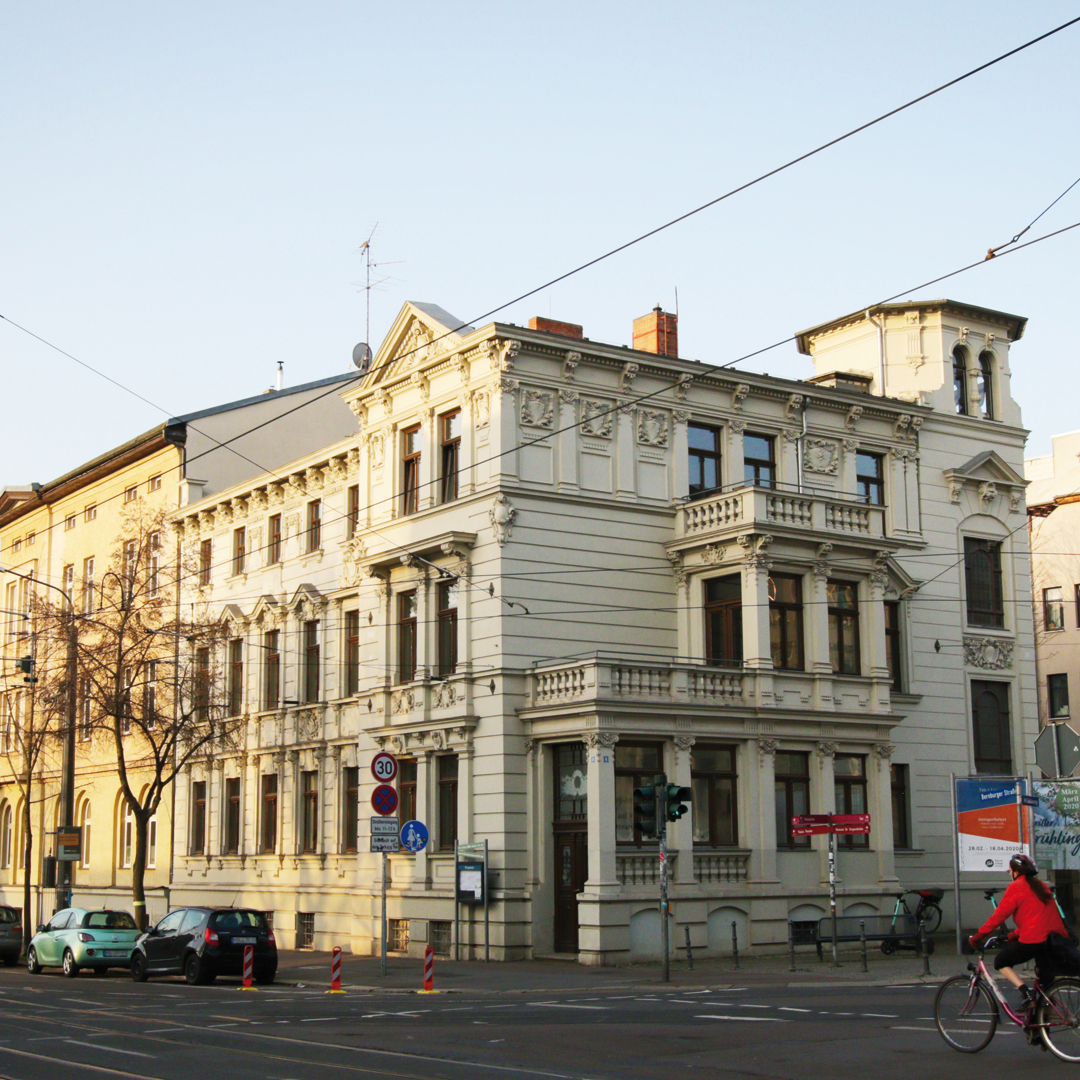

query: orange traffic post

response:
[327,945,345,993]
[419,944,438,993]
[239,945,257,990]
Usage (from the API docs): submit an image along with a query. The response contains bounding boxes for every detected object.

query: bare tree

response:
[35,509,233,928]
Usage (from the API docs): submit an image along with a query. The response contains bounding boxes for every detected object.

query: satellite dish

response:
[352,343,372,372]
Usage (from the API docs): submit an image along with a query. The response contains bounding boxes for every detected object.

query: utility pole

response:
[658,783,669,983]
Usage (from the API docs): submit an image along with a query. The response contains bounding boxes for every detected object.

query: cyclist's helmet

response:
[1009,853,1039,876]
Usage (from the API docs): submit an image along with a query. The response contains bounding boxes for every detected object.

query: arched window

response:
[120,803,133,869]
[0,806,11,869]
[953,346,969,415]
[79,801,92,870]
[977,351,995,420]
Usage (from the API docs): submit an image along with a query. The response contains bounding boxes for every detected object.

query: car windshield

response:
[0,909,18,924]
[209,910,267,930]
[83,911,137,930]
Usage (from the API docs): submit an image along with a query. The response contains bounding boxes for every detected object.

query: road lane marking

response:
[696,1015,790,1022]
[299,1018,335,1022]
[778,1007,811,1013]
[529,1003,610,1011]
[66,1040,155,1059]
[735,1004,771,1009]
[890,1026,935,1032]
[860,1013,898,1018]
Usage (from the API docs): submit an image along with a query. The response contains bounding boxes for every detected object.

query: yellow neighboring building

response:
[0,374,362,928]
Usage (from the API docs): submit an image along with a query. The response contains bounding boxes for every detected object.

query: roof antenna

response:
[276,361,283,392]
[674,286,679,318]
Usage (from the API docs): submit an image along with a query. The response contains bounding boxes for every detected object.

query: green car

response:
[27,908,140,977]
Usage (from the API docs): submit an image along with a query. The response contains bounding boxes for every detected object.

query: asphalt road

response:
[0,966,1062,1079]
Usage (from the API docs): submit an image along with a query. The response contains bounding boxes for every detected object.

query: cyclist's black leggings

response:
[994,940,1051,972]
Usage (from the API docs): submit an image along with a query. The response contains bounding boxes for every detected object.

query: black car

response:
[130,907,277,985]
[0,905,22,966]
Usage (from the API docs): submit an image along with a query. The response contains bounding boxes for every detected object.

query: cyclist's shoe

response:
[1017,985,1034,1012]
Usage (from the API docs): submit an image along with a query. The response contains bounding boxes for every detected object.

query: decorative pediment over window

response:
[249,594,284,630]
[287,583,327,623]
[943,451,1027,513]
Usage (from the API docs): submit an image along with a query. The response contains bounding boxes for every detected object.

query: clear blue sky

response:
[2,1,1078,485]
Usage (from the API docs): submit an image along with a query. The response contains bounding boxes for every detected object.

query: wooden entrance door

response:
[553,827,587,954]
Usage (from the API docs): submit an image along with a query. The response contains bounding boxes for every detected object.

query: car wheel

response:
[185,954,206,986]
[26,946,41,975]
[62,949,80,978]
[131,953,149,983]
[254,969,276,986]
[1,953,17,967]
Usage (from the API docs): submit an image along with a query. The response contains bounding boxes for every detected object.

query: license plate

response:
[233,937,256,945]
[104,950,129,957]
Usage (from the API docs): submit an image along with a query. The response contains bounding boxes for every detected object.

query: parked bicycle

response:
[934,942,1080,1060]
[880,887,943,954]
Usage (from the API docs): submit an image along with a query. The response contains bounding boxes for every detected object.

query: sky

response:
[2,1,1078,485]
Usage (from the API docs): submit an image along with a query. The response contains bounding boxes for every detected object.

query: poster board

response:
[956,778,1029,872]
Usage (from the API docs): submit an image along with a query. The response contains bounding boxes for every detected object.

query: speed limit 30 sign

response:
[372,751,398,784]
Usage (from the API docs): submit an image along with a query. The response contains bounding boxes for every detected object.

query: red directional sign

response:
[794,814,834,826]
[792,813,871,837]
[371,784,399,816]
[831,814,871,826]
[791,822,834,837]
[371,751,399,784]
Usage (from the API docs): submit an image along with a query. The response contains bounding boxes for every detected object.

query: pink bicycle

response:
[935,944,1080,1061]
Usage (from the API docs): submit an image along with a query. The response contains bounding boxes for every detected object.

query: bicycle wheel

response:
[919,902,943,936]
[1038,977,1080,1062]
[934,975,998,1052]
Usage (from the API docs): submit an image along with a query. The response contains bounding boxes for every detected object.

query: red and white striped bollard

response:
[422,945,435,992]
[241,945,254,990]
[328,945,344,993]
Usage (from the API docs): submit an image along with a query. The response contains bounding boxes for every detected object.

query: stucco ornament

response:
[963,637,1014,670]
[471,388,491,428]
[341,537,368,586]
[297,709,321,741]
[562,351,580,381]
[803,438,839,475]
[845,406,863,432]
[520,390,554,428]
[636,409,669,447]
[489,493,517,546]
[392,689,416,715]
[702,543,726,564]
[580,399,613,438]
[434,681,458,709]
[367,431,385,468]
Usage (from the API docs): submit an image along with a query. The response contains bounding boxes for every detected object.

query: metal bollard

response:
[789,928,796,972]
[920,922,931,977]
[859,920,868,974]
[684,926,693,970]
[731,921,740,971]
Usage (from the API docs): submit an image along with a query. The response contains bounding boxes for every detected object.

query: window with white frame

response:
[120,804,134,868]
[79,801,92,869]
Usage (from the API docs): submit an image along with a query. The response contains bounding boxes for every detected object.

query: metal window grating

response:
[430,920,452,957]
[297,912,315,949]
[389,918,410,953]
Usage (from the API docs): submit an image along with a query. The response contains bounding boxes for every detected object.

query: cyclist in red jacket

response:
[969,853,1068,1010]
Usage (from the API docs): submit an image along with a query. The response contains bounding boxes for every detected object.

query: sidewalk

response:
[274,937,968,993]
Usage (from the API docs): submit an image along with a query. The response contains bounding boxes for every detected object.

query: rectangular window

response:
[268,514,282,564]
[191,781,207,855]
[78,678,92,740]
[303,620,320,704]
[82,556,96,614]
[198,539,212,587]
[148,815,157,869]
[124,485,138,503]
[972,679,1013,774]
[194,646,210,722]
[691,745,738,846]
[84,504,97,522]
[301,770,319,854]
[346,485,359,539]
[122,539,137,602]
[1045,587,1065,632]
[306,500,322,553]
[148,474,162,492]
[688,423,723,497]
[398,760,417,824]
[233,527,246,576]
[148,532,160,597]
[263,630,280,710]
[63,564,75,601]
[884,600,902,691]
[743,433,776,488]
[25,532,34,546]
[775,751,810,849]
[1049,674,1070,719]
[121,667,134,733]
[260,774,278,853]
[224,777,241,855]
[855,451,884,505]
[11,538,20,553]
[398,591,417,682]
[65,514,76,531]
[343,766,359,853]
[437,756,458,851]
[228,639,243,716]
[834,755,868,849]
[402,425,421,515]
[440,410,461,503]
[145,660,158,724]
[964,537,1004,628]
[615,743,663,845]
[891,764,911,849]
[344,610,360,696]
[769,573,804,670]
[704,574,742,667]
[827,581,860,675]
[437,582,458,677]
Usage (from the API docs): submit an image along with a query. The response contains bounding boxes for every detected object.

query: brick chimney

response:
[632,305,678,357]
[528,316,583,340]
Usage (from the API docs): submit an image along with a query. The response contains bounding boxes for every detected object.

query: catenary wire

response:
[987,173,1080,258]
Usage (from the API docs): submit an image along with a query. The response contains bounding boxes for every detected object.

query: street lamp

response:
[0,564,78,911]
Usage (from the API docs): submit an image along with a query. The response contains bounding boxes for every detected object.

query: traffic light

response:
[633,780,660,839]
[666,783,691,822]
[15,657,36,684]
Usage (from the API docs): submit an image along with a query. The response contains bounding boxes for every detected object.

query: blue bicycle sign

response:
[400,820,429,852]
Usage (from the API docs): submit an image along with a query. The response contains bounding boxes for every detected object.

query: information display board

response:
[956,778,1029,872]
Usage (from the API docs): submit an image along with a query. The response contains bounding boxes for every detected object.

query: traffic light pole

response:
[658,785,669,983]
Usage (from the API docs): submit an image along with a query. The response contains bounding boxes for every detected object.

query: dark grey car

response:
[0,906,23,966]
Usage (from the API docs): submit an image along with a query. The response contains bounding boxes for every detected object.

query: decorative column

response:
[672,736,696,884]
[286,750,300,856]
[672,410,690,496]
[728,419,747,487]
[872,743,899,886]
[809,548,833,712]
[557,389,579,493]
[739,535,774,708]
[272,751,286,859]
[416,751,432,889]
[582,732,620,892]
[615,404,636,499]
[489,339,520,484]
[867,553,892,714]
[754,738,779,884]
[417,401,436,512]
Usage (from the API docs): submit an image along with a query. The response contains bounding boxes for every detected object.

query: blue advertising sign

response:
[956,778,1028,872]
[400,820,429,852]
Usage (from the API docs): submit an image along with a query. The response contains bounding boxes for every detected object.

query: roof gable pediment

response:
[362,302,474,390]
[943,450,1026,489]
